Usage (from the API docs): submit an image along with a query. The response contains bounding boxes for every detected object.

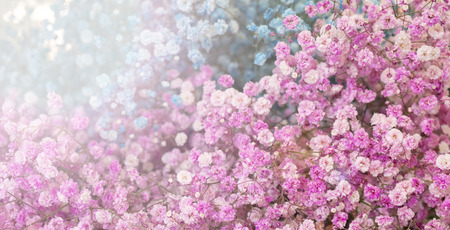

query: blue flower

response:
[134,116,148,129]
[214,19,228,35]
[171,94,183,107]
[176,15,192,32]
[254,52,267,66]
[281,0,294,4]
[282,8,296,17]
[264,8,275,20]
[257,25,270,40]
[201,38,213,52]
[276,25,286,34]
[187,26,200,41]
[188,49,205,69]
[246,22,257,32]
[269,18,283,29]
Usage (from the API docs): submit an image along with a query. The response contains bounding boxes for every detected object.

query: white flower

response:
[385,128,404,145]
[436,154,450,170]
[180,91,195,105]
[139,29,152,46]
[427,65,442,80]
[279,61,292,75]
[124,154,139,168]
[442,125,450,136]
[439,142,449,154]
[198,152,212,168]
[428,23,444,39]
[192,119,203,131]
[304,69,320,84]
[180,81,194,92]
[177,170,193,185]
[395,31,411,51]
[417,45,440,62]
[380,68,396,84]
[175,132,188,146]
[95,209,112,224]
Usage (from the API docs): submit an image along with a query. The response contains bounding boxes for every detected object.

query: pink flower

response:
[257,129,274,146]
[305,5,318,17]
[364,184,381,201]
[283,15,300,30]
[375,215,394,227]
[419,95,438,111]
[38,190,54,207]
[47,92,63,110]
[309,135,332,151]
[299,219,315,230]
[218,74,234,88]
[388,189,407,206]
[332,212,348,229]
[71,116,89,130]
[402,134,421,150]
[253,97,271,115]
[298,100,315,116]
[332,119,350,136]
[274,42,291,59]
[354,156,370,173]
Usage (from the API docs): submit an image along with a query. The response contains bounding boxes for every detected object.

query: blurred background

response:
[0,0,315,110]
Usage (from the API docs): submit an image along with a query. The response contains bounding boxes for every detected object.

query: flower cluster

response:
[0,0,450,229]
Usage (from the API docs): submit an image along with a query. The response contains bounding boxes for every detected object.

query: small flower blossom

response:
[419,95,438,111]
[428,23,444,39]
[417,45,440,62]
[47,92,63,110]
[177,170,193,185]
[283,15,300,30]
[198,152,213,168]
[354,156,370,173]
[175,132,188,146]
[71,116,89,130]
[380,68,396,84]
[304,69,320,84]
[218,74,234,88]
[95,209,112,224]
[436,154,450,170]
[385,128,404,145]
[253,97,271,115]
[388,189,408,206]
[257,129,274,146]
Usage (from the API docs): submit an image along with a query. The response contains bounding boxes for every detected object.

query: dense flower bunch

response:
[0,0,450,229]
